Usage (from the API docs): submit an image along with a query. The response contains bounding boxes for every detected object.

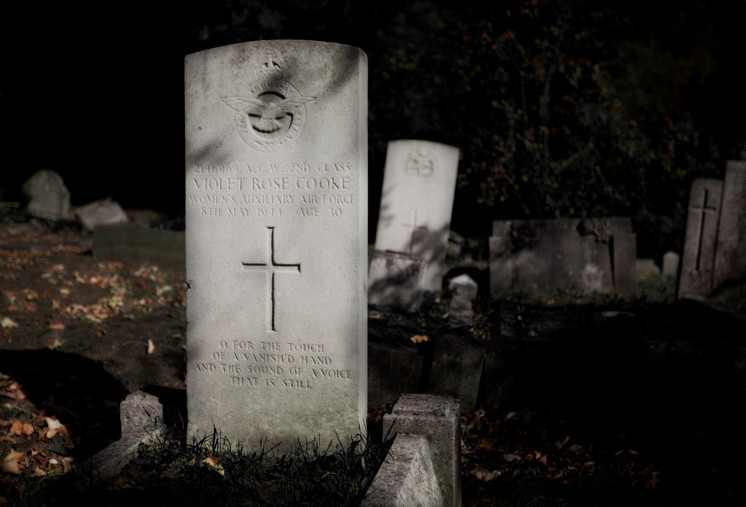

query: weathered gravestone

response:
[713,161,746,291]
[489,218,636,298]
[677,178,723,299]
[679,161,746,299]
[373,140,460,292]
[185,41,368,451]
[22,170,72,220]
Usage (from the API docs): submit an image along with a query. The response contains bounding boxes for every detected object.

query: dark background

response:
[2,0,745,252]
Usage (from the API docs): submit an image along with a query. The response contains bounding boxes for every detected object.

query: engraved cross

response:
[400,210,427,255]
[241,227,301,332]
[691,188,718,272]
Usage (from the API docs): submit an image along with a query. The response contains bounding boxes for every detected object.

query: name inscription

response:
[188,162,355,219]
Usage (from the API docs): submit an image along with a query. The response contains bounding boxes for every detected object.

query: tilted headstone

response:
[374,140,460,292]
[677,178,723,299]
[22,170,72,220]
[489,218,636,298]
[713,161,746,291]
[185,41,368,451]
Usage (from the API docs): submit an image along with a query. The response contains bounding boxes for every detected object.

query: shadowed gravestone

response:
[489,218,636,298]
[373,140,460,292]
[678,161,746,299]
[677,178,723,299]
[185,40,368,452]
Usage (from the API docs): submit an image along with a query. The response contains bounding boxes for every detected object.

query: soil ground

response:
[2,212,746,505]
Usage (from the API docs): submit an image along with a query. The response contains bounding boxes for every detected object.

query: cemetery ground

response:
[1,214,746,505]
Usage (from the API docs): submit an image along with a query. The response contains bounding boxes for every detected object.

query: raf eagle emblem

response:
[221,93,315,135]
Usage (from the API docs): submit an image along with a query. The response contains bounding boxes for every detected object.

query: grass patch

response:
[23,423,392,506]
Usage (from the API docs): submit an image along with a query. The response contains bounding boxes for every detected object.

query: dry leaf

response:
[535,451,548,466]
[9,419,34,437]
[147,339,155,355]
[410,334,429,344]
[1,317,18,329]
[48,323,65,331]
[470,463,501,481]
[1,450,27,474]
[45,417,66,439]
[203,456,225,476]
[0,381,26,400]
[502,453,521,462]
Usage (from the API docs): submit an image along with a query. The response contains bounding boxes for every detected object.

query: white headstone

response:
[373,140,460,292]
[185,40,368,451]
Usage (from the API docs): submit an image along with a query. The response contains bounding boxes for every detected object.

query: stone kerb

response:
[82,391,164,483]
[361,435,444,506]
[368,394,462,507]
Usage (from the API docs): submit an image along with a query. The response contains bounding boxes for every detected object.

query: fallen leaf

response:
[0,381,26,400]
[9,419,35,437]
[474,440,495,452]
[1,317,18,329]
[45,417,67,439]
[470,463,501,481]
[147,339,155,355]
[48,323,65,331]
[203,456,225,476]
[502,453,521,462]
[535,451,548,466]
[410,334,429,344]
[1,450,26,474]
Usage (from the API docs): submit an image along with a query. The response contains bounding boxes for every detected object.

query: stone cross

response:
[689,188,719,272]
[241,227,301,332]
[399,210,427,255]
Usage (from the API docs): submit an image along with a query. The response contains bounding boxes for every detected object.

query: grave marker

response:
[22,170,72,220]
[489,218,636,298]
[677,178,723,299]
[185,40,368,451]
[713,161,746,291]
[374,140,460,292]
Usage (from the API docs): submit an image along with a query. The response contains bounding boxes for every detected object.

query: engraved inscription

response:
[192,339,352,391]
[241,227,301,332]
[690,188,718,272]
[221,56,316,152]
[404,144,435,177]
[187,162,356,220]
